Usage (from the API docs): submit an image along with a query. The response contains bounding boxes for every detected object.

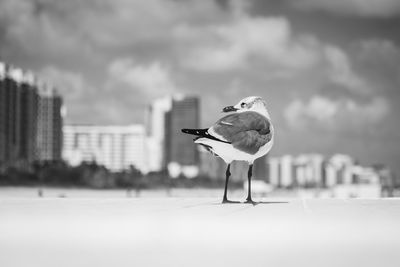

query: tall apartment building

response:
[165,95,200,178]
[0,62,9,163]
[0,63,38,166]
[37,83,63,161]
[146,95,200,178]
[145,96,172,172]
[0,64,23,164]
[20,72,39,163]
[63,125,147,173]
[0,61,63,167]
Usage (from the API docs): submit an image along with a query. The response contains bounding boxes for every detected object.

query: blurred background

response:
[1,0,400,199]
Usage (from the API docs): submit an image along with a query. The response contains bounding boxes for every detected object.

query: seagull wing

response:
[210,111,272,154]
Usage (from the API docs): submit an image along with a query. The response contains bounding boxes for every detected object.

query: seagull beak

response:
[222,106,238,112]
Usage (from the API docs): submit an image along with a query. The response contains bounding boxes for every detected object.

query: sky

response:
[0,0,399,171]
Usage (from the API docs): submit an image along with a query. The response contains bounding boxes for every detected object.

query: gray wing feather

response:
[212,111,272,154]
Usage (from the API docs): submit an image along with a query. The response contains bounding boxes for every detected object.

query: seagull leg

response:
[222,164,238,204]
[245,164,255,204]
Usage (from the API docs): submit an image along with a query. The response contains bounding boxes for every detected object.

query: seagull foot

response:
[244,199,257,205]
[222,199,241,204]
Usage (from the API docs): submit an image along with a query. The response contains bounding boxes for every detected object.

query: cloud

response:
[178,14,371,94]
[0,0,229,68]
[285,96,338,123]
[37,66,107,123]
[284,95,389,131]
[179,16,320,72]
[107,58,178,98]
[39,62,172,124]
[39,66,87,100]
[355,39,400,83]
[324,45,368,93]
[289,0,400,17]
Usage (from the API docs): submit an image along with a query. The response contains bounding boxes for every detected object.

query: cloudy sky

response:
[1,0,399,171]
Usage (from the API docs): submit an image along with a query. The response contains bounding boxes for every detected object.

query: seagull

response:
[182,96,274,204]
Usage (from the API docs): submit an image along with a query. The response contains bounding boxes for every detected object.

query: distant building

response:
[36,83,63,161]
[0,62,64,167]
[253,155,268,180]
[145,96,172,172]
[352,165,380,184]
[326,154,354,185]
[0,63,39,166]
[293,155,308,186]
[199,148,268,182]
[375,165,395,197]
[0,65,24,164]
[199,148,226,180]
[293,154,324,187]
[20,71,39,163]
[280,155,293,187]
[63,125,147,173]
[165,95,200,176]
[0,62,5,164]
[267,157,280,186]
[267,152,388,196]
[269,154,324,188]
[229,155,268,182]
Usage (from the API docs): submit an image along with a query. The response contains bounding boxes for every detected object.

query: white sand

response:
[1,188,399,267]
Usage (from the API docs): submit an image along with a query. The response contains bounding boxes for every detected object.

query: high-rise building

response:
[146,95,200,177]
[165,95,200,178]
[37,83,63,161]
[0,61,64,167]
[0,65,23,164]
[145,96,172,172]
[0,62,7,164]
[0,63,39,166]
[63,125,147,173]
[20,71,39,163]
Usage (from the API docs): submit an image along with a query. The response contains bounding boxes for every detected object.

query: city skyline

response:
[0,63,394,193]
[0,62,393,176]
[0,0,399,173]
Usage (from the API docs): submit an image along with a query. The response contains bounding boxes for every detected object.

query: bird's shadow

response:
[181,200,288,209]
[212,200,289,206]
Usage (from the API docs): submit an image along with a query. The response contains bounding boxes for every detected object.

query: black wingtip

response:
[182,128,199,134]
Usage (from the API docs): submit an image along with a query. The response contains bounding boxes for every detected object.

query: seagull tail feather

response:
[181,128,209,136]
[181,128,231,144]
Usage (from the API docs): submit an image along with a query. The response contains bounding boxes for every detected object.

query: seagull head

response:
[222,96,270,118]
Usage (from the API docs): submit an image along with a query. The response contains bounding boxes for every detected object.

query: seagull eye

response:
[241,102,246,108]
